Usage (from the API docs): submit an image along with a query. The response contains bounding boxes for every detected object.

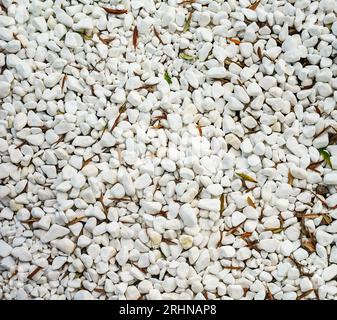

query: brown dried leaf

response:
[220,193,225,213]
[133,26,138,49]
[302,240,316,253]
[247,196,256,208]
[162,238,177,245]
[153,27,163,44]
[249,0,262,10]
[98,34,114,45]
[197,124,202,136]
[61,74,67,92]
[288,170,294,186]
[296,213,325,219]
[103,8,127,14]
[178,0,196,5]
[111,102,127,131]
[240,232,252,239]
[257,47,263,60]
[296,289,314,300]
[223,266,243,270]
[227,37,241,45]
[66,216,86,226]
[306,159,324,172]
[27,266,42,280]
[21,218,39,224]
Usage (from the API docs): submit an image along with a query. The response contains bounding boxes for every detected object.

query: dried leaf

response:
[197,124,202,136]
[153,27,163,44]
[296,213,324,219]
[164,71,172,84]
[179,52,194,60]
[27,266,43,280]
[82,33,92,40]
[236,172,257,183]
[319,148,332,168]
[302,240,316,253]
[240,232,252,239]
[111,102,127,131]
[249,0,262,10]
[223,266,243,270]
[220,194,225,213]
[103,8,128,14]
[296,289,314,300]
[288,170,294,186]
[21,218,39,224]
[66,216,86,226]
[227,37,241,45]
[257,47,263,60]
[133,26,138,49]
[323,214,332,225]
[162,238,177,245]
[137,84,157,92]
[247,196,256,208]
[98,34,114,45]
[183,12,192,33]
[61,74,67,92]
[306,159,324,172]
[179,0,196,5]
[265,227,284,234]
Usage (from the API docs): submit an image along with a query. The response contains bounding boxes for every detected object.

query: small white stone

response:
[0,81,10,98]
[322,264,337,281]
[42,225,70,243]
[316,229,334,246]
[11,246,32,262]
[207,67,228,78]
[227,285,244,299]
[65,32,83,49]
[0,240,12,258]
[134,173,152,189]
[259,239,280,253]
[70,173,86,189]
[198,199,220,212]
[232,211,247,227]
[179,204,197,227]
[220,246,236,258]
[167,114,182,131]
[73,136,95,147]
[74,290,94,300]
[55,238,76,254]
[290,167,307,179]
[324,172,337,185]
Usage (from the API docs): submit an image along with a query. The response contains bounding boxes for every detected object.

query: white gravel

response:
[0,0,337,301]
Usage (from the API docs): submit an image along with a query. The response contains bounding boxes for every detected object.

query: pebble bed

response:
[1,0,337,300]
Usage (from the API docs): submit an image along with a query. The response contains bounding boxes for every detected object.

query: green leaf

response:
[164,71,172,84]
[236,172,257,183]
[319,149,332,168]
[179,53,195,60]
[183,12,192,33]
[76,31,92,40]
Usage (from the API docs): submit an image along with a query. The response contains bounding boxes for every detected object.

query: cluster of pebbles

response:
[0,0,337,300]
